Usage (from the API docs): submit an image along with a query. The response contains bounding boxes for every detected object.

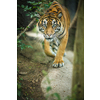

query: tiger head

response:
[38,12,64,42]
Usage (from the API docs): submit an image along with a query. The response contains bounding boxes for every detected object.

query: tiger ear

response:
[58,12,62,18]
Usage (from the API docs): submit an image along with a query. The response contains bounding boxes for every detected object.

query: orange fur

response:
[44,39,55,57]
[38,1,70,67]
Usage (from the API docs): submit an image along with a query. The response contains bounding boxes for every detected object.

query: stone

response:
[41,56,73,100]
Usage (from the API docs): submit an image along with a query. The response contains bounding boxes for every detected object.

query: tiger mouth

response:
[45,38,53,40]
[45,38,53,42]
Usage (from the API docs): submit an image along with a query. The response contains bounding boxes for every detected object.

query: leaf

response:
[17,5,20,7]
[33,6,36,9]
[20,77,23,80]
[17,68,19,71]
[26,13,30,16]
[27,1,35,4]
[26,45,33,48]
[52,93,61,100]
[17,83,21,89]
[17,27,23,30]
[46,77,50,84]
[46,86,52,92]
[34,25,36,27]
[36,19,38,22]
[30,14,33,18]
[38,2,42,4]
[27,26,30,29]
[42,70,47,76]
[17,90,21,97]
[30,98,34,100]
[21,5,24,8]
[73,84,77,92]
[64,96,72,100]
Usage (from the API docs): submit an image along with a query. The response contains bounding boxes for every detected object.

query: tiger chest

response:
[49,37,60,54]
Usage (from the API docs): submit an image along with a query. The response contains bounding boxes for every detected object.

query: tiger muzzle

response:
[44,34,54,42]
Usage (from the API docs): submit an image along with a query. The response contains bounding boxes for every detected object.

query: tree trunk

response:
[72,0,84,100]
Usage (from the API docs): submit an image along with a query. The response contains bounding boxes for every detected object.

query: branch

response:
[69,12,77,29]
[17,18,36,39]
[69,0,81,29]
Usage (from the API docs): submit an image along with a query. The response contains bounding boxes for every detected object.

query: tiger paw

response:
[52,59,64,68]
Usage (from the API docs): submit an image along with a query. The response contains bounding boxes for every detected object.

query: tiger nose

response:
[48,34,51,36]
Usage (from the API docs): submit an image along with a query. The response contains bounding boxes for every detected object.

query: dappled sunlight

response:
[26,31,44,41]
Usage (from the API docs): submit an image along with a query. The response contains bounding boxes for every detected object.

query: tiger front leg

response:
[44,39,56,57]
[52,33,68,68]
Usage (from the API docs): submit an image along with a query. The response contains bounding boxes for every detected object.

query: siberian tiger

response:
[38,1,70,68]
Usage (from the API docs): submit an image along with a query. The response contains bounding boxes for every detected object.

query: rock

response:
[66,50,74,64]
[36,79,38,82]
[32,80,35,83]
[41,57,73,100]
[19,36,52,64]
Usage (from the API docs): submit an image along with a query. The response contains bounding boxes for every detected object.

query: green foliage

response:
[17,83,22,97]
[42,41,44,49]
[27,26,30,29]
[19,77,23,81]
[42,70,48,76]
[17,27,24,30]
[17,27,33,51]
[46,86,52,92]
[43,2,53,8]
[18,0,53,19]
[30,98,34,100]
[27,1,42,5]
[17,0,53,51]
[52,93,61,100]
[17,39,33,51]
[46,77,51,84]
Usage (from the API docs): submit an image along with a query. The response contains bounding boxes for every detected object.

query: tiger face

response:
[38,12,64,42]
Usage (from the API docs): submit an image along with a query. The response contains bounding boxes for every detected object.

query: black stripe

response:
[50,44,52,47]
[58,63,60,67]
[53,43,58,46]
[38,22,40,26]
[59,22,61,27]
[47,9,52,12]
[45,38,52,40]
[57,8,61,11]
[53,5,59,7]
[52,11,58,13]
[52,3,58,5]
[53,47,58,51]
[58,28,65,38]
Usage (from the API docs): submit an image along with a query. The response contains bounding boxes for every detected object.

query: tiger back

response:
[38,1,70,68]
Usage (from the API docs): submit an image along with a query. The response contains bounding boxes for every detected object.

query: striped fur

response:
[38,1,70,67]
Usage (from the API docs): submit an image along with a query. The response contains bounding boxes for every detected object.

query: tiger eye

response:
[52,20,57,25]
[43,19,47,25]
[43,21,46,24]
[53,21,56,24]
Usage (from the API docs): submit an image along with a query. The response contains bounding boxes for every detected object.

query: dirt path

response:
[17,52,49,100]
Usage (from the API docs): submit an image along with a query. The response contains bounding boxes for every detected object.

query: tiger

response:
[38,1,70,68]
